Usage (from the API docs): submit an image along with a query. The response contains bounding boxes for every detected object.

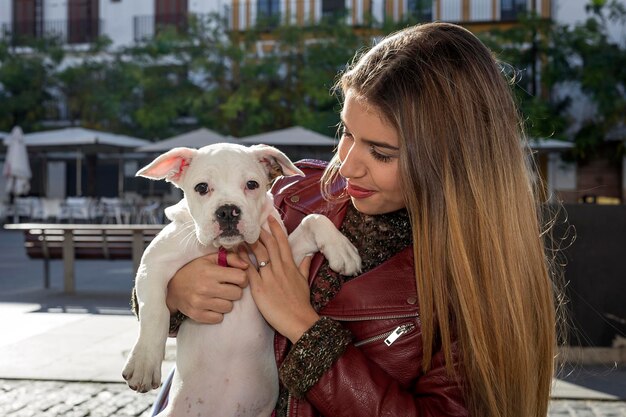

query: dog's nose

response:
[215,204,241,226]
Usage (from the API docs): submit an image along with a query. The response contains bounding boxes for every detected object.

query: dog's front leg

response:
[288,214,361,276]
[122,260,175,393]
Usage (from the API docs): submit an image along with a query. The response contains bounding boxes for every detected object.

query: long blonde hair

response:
[324,22,558,417]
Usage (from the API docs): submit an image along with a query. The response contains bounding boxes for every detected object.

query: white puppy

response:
[122,143,361,417]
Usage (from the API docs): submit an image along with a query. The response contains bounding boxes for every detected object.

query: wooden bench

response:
[4,223,164,293]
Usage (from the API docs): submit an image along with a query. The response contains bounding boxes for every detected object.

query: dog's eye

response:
[194,182,209,195]
[246,180,259,190]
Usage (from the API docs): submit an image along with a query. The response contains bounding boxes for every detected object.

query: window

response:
[322,0,346,18]
[68,0,100,44]
[501,0,527,20]
[407,0,433,21]
[155,0,188,32]
[12,0,40,41]
[257,0,280,29]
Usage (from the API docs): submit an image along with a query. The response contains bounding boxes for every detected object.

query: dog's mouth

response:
[220,228,240,237]
[215,231,244,249]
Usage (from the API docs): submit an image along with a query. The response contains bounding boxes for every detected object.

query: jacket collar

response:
[320,246,418,319]
[279,166,418,318]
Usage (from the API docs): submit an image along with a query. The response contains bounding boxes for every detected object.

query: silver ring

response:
[258,260,270,268]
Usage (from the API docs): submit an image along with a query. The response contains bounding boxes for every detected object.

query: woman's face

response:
[338,89,405,215]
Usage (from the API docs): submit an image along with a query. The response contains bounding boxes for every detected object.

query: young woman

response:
[162,22,559,417]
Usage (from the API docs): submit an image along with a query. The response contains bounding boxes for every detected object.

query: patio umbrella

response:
[22,127,150,197]
[137,128,233,152]
[3,126,32,199]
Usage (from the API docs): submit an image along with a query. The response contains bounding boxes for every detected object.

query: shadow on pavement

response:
[558,363,626,399]
[0,288,133,315]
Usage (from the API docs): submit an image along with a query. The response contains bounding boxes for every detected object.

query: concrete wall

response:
[100,0,153,47]
[0,0,11,29]
[555,204,626,347]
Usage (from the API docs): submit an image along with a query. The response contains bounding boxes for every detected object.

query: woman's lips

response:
[346,183,376,199]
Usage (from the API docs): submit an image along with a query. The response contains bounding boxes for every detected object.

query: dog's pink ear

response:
[251,144,304,180]
[136,147,196,185]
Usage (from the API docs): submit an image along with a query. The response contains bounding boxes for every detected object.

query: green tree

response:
[185,12,366,138]
[480,13,569,142]
[0,37,63,131]
[55,37,140,133]
[556,0,626,159]
[288,19,364,138]
[481,0,626,160]
[122,26,204,139]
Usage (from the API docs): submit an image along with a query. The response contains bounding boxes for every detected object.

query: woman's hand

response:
[242,216,319,343]
[166,251,249,324]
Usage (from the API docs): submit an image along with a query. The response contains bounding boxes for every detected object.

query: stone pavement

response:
[0,379,625,417]
[0,229,624,416]
[0,379,156,417]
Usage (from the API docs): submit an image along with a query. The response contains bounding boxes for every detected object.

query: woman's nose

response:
[338,140,363,179]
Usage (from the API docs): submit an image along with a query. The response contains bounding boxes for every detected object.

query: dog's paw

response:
[122,344,163,393]
[321,236,362,276]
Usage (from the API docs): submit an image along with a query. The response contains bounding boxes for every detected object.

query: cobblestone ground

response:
[1,379,625,416]
[0,380,156,417]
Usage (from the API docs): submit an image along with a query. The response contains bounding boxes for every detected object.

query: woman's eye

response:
[194,182,209,195]
[246,180,259,190]
[339,123,352,139]
[369,146,394,163]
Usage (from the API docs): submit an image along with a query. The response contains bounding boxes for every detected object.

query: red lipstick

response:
[346,183,376,199]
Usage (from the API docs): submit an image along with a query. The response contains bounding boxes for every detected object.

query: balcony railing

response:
[438,0,528,22]
[500,0,528,21]
[405,0,433,21]
[0,19,103,46]
[134,14,189,42]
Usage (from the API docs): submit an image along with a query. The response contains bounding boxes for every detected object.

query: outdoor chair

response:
[58,197,97,223]
[100,197,132,224]
[5,197,34,223]
[137,201,163,224]
[30,198,63,222]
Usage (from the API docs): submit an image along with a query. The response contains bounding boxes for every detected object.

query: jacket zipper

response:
[324,313,420,348]
[325,312,419,322]
[354,322,417,347]
[284,314,419,415]
[286,392,292,416]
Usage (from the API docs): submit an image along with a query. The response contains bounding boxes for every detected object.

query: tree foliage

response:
[0,37,63,131]
[482,0,626,160]
[0,2,623,158]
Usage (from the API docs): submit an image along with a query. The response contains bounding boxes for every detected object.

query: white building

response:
[1,0,623,202]
[0,0,226,48]
[0,1,555,48]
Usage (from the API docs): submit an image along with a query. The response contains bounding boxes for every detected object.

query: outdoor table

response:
[3,223,163,293]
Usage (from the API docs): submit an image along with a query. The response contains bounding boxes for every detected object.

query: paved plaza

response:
[1,379,626,417]
[0,228,624,416]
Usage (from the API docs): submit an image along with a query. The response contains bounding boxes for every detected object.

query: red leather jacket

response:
[271,160,468,417]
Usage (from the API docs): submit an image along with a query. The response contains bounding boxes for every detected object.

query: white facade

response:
[0,0,11,30]
[0,0,226,47]
[552,0,625,45]
[2,0,593,48]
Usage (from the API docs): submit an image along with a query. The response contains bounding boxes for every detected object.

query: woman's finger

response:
[252,231,277,268]
[255,229,282,263]
[200,298,234,314]
[267,216,293,261]
[203,250,249,270]
[216,268,248,288]
[213,283,244,301]
[298,255,313,280]
[239,245,266,275]
[192,310,225,325]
